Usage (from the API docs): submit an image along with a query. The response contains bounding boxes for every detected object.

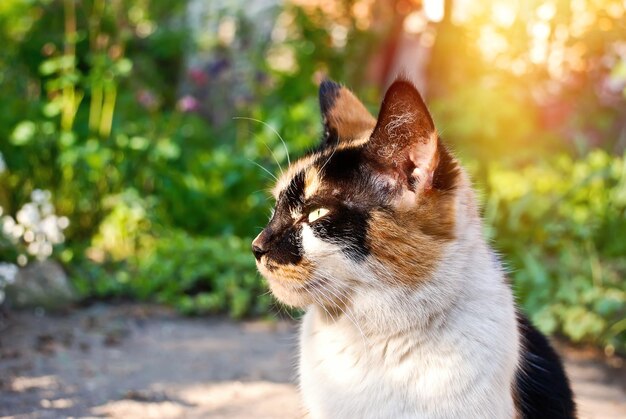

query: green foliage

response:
[70,230,272,319]
[0,0,624,355]
[135,232,270,318]
[0,0,190,224]
[482,150,626,352]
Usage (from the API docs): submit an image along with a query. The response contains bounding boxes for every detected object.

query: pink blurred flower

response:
[177,95,200,113]
[188,68,208,86]
[136,89,159,111]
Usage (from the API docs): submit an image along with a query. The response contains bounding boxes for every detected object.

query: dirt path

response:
[0,304,624,418]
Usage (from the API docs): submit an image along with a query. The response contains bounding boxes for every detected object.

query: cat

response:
[252,77,576,419]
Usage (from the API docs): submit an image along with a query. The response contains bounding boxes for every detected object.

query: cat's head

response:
[253,78,465,309]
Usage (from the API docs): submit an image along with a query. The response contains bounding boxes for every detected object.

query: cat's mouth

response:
[256,257,323,308]
[257,257,352,310]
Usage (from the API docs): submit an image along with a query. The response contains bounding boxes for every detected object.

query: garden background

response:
[0,0,625,360]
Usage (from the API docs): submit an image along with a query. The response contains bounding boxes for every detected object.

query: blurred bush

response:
[482,150,626,353]
[72,230,271,318]
[0,0,624,354]
[134,232,271,318]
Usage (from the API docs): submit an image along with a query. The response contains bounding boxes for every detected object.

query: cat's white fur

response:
[298,175,521,419]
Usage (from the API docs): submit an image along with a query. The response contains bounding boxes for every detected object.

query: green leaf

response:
[10,121,36,145]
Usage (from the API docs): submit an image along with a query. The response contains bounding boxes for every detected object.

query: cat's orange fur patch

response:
[304,166,321,199]
[272,153,319,198]
[368,188,458,286]
[264,257,313,280]
[259,257,325,307]
[326,88,376,144]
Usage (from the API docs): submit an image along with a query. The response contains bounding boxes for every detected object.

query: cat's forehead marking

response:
[272,142,368,211]
[304,166,321,199]
[273,153,319,198]
[272,145,335,199]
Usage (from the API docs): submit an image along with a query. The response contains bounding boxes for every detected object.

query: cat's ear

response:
[366,78,450,192]
[319,79,376,147]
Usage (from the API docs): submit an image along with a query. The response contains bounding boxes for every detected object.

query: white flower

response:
[58,216,70,229]
[0,152,6,174]
[23,230,35,243]
[0,262,18,284]
[27,241,40,257]
[41,215,64,244]
[27,239,53,260]
[12,224,25,240]
[17,254,27,266]
[41,203,54,217]
[17,203,40,227]
[1,189,68,262]
[2,215,16,237]
[42,242,53,258]
[30,189,50,205]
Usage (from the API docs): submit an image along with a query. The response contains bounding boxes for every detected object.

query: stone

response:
[5,260,77,311]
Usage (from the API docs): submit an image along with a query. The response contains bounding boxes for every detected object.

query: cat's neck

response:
[311,181,511,342]
[300,225,520,419]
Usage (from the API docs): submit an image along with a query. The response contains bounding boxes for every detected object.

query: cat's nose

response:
[252,231,269,260]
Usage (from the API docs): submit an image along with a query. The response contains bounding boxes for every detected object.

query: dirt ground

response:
[0,304,624,419]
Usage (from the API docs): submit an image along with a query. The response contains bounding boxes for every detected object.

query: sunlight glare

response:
[424,0,445,22]
[536,2,557,21]
[492,1,517,28]
[404,11,428,34]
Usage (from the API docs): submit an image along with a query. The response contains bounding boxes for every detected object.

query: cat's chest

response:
[300,314,457,394]
[298,310,516,419]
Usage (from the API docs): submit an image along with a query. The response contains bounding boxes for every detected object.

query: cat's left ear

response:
[319,79,376,147]
[366,78,448,192]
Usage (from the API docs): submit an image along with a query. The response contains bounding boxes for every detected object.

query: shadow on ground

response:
[0,305,299,418]
[0,304,624,418]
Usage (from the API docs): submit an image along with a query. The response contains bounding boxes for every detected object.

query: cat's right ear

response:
[366,78,459,195]
[318,79,376,147]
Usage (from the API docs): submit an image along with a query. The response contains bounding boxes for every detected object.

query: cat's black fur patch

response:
[284,170,306,210]
[433,140,461,192]
[261,206,304,265]
[515,313,576,419]
[318,147,365,183]
[260,171,307,265]
[307,147,393,261]
[322,126,339,147]
[319,79,342,116]
[310,204,370,262]
[269,223,303,265]
[319,80,342,147]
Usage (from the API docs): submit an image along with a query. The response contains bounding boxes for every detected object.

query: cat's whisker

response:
[307,291,333,319]
[247,159,278,181]
[312,273,371,348]
[233,116,291,166]
[251,189,272,199]
[259,288,273,297]
[240,126,285,175]
[306,288,336,324]
[324,282,371,348]
[255,132,285,175]
[318,145,337,175]
[272,298,298,322]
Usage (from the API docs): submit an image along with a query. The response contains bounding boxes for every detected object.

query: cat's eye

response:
[307,208,329,223]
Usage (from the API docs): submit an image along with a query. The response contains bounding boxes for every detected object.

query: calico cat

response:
[252,77,576,419]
